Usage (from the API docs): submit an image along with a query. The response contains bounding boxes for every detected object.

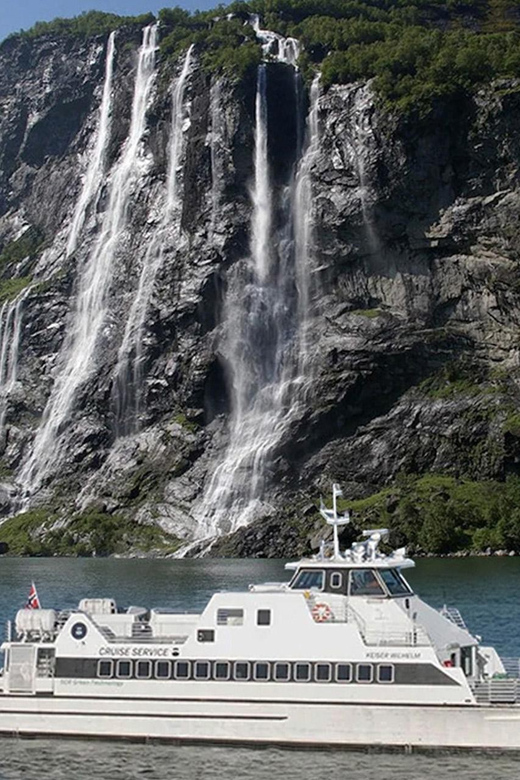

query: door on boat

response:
[6,645,36,694]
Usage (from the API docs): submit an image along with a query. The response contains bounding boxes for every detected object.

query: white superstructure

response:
[1,489,520,750]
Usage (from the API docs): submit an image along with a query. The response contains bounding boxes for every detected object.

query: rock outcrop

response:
[1,21,520,556]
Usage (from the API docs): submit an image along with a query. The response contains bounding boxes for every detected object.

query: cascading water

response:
[113,44,195,435]
[194,32,322,540]
[0,287,32,433]
[347,85,380,253]
[293,74,321,370]
[20,24,158,496]
[66,31,116,258]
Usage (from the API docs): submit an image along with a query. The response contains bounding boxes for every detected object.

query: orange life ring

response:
[312,603,333,623]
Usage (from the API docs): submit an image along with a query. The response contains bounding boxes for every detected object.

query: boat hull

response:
[0,696,519,751]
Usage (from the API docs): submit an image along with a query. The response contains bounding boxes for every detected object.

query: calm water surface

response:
[0,556,519,779]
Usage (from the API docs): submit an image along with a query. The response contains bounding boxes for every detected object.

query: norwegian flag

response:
[25,582,41,610]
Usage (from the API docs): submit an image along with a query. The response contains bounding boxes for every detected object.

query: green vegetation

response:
[0,227,44,272]
[418,360,485,399]
[0,508,181,556]
[0,277,32,303]
[503,411,520,436]
[350,307,381,318]
[7,10,155,41]
[6,1,520,105]
[341,473,520,554]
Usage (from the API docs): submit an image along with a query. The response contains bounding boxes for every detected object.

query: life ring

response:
[312,603,333,622]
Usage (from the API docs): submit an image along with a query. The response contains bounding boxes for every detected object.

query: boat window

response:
[295,663,311,681]
[195,661,210,680]
[254,662,270,680]
[257,609,271,626]
[378,664,394,683]
[116,660,132,679]
[315,663,332,682]
[98,660,113,678]
[174,661,190,680]
[136,660,152,679]
[215,661,230,680]
[349,569,385,597]
[217,608,244,626]
[378,568,411,596]
[155,661,171,679]
[357,664,373,683]
[330,572,343,590]
[336,663,352,683]
[234,662,250,680]
[274,663,290,681]
[291,569,325,591]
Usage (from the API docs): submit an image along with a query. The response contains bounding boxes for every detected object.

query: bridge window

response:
[217,608,244,626]
[357,664,373,683]
[349,569,385,597]
[136,660,152,679]
[379,568,411,596]
[116,660,132,678]
[336,663,352,683]
[291,569,324,591]
[155,661,171,679]
[98,660,113,678]
[215,661,230,680]
[295,663,311,681]
[378,664,394,683]
[330,572,343,590]
[254,662,270,680]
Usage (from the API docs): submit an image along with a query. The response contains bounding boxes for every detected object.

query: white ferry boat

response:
[1,488,520,751]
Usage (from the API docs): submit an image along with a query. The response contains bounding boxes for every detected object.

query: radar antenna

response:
[319,483,350,560]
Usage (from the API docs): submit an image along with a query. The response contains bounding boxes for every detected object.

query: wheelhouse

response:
[289,566,413,598]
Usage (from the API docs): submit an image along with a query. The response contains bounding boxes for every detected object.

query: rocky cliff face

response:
[1,21,520,556]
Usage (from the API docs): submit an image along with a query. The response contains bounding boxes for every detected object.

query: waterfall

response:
[20,24,158,496]
[250,65,272,284]
[66,32,116,257]
[0,287,31,433]
[195,46,322,540]
[293,74,321,368]
[209,78,225,238]
[113,44,194,435]
[348,85,379,253]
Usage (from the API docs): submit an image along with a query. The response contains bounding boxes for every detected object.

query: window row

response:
[97,659,394,684]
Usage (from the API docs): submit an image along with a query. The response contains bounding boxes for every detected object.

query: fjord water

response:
[1,557,520,779]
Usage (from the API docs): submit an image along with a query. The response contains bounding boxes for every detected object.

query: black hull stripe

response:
[0,710,287,722]
[1,693,476,708]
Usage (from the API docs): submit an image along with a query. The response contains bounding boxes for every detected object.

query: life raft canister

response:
[312,602,333,622]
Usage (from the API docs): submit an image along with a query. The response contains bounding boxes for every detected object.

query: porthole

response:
[336,663,352,683]
[195,661,210,680]
[378,664,394,683]
[254,662,270,680]
[295,663,311,682]
[98,660,113,678]
[234,662,250,680]
[357,664,373,683]
[215,661,230,680]
[274,663,290,681]
[116,660,132,679]
[315,663,332,682]
[174,661,190,680]
[136,660,152,679]
[155,661,171,679]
